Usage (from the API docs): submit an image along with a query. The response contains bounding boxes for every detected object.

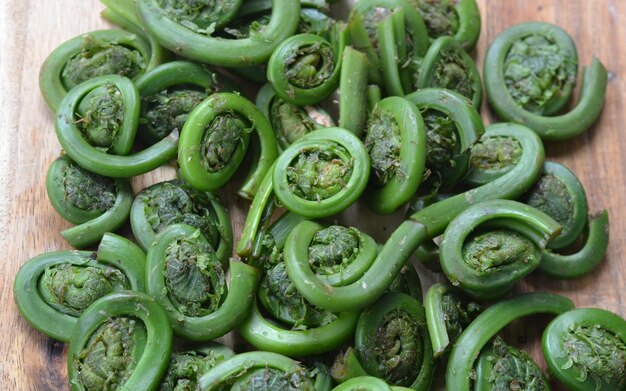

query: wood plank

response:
[0,1,624,389]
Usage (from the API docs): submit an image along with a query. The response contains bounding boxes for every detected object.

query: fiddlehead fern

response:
[67,291,173,391]
[197,351,315,390]
[414,36,483,108]
[130,179,232,259]
[136,61,235,145]
[332,376,393,391]
[272,127,370,218]
[46,155,133,248]
[474,336,551,391]
[445,292,575,391]
[178,92,279,199]
[353,293,435,390]
[387,263,423,301]
[284,220,378,291]
[410,0,481,51]
[363,96,427,214]
[13,233,145,342]
[55,75,179,177]
[542,308,626,391]
[424,283,480,357]
[464,129,524,187]
[267,25,346,106]
[278,123,545,313]
[405,88,484,187]
[484,22,607,140]
[159,343,234,391]
[238,215,359,356]
[40,29,159,112]
[256,83,334,150]
[522,162,609,279]
[137,0,300,66]
[146,224,258,341]
[439,199,561,300]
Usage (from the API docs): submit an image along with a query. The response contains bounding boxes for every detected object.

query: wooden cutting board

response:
[1,1,624,389]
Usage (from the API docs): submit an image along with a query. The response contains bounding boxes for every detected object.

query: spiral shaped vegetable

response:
[130,179,232,259]
[198,351,315,390]
[137,0,300,66]
[445,292,574,390]
[267,26,346,106]
[332,376,393,391]
[159,343,234,391]
[146,224,258,341]
[424,284,480,357]
[439,199,561,300]
[46,155,133,248]
[411,0,481,51]
[178,92,278,199]
[40,29,161,111]
[542,308,626,391]
[415,36,483,108]
[363,96,426,214]
[406,88,484,187]
[484,22,607,141]
[256,83,334,150]
[136,61,234,145]
[13,233,145,342]
[55,75,179,177]
[522,162,609,279]
[354,293,435,390]
[67,291,172,391]
[279,123,545,312]
[474,336,550,391]
[239,220,362,356]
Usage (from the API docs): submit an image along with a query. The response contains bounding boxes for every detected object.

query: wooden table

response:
[1,1,624,389]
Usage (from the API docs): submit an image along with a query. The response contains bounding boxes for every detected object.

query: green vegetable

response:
[474,336,551,391]
[405,88,484,187]
[363,96,427,214]
[484,22,607,140]
[353,293,435,390]
[55,75,178,177]
[67,291,173,390]
[159,343,234,391]
[46,155,133,248]
[339,46,369,137]
[542,308,626,391]
[146,224,258,341]
[410,0,481,50]
[178,92,278,199]
[130,179,232,259]
[267,26,346,106]
[424,284,480,357]
[256,83,334,150]
[137,0,301,66]
[198,351,315,390]
[13,234,145,342]
[40,29,159,112]
[445,292,574,390]
[439,199,561,300]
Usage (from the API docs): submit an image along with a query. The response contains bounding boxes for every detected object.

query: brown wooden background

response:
[0,1,624,389]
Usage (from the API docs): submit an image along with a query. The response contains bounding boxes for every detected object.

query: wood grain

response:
[0,1,624,389]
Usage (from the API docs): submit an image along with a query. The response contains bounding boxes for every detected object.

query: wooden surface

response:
[1,0,625,389]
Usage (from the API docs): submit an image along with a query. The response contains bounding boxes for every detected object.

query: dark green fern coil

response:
[40,29,159,112]
[130,179,232,261]
[474,337,550,391]
[543,308,626,391]
[353,292,434,390]
[46,155,133,248]
[13,234,145,342]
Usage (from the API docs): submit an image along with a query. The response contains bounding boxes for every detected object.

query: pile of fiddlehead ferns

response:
[13,0,623,390]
